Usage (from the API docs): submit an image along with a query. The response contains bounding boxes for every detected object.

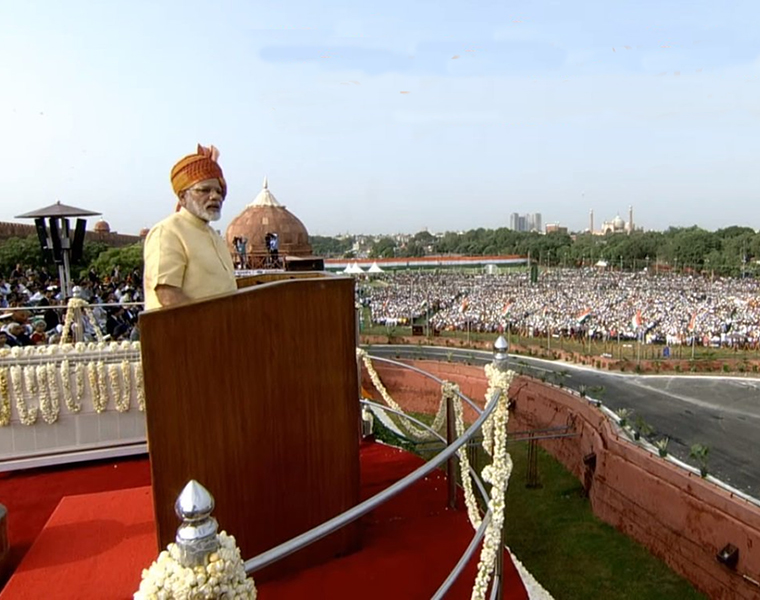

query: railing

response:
[232,252,284,271]
[242,348,509,598]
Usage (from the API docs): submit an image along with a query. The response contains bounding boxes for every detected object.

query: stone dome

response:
[139,227,150,238]
[612,215,625,229]
[94,219,110,234]
[225,178,312,256]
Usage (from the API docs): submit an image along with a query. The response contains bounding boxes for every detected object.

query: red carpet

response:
[0,443,528,600]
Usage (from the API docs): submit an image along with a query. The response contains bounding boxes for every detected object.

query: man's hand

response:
[155,284,190,308]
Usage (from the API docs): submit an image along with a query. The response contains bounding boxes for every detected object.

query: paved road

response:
[367,345,760,499]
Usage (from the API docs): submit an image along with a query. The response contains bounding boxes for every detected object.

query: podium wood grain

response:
[139,275,360,579]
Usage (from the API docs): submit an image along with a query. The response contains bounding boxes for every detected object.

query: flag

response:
[688,312,697,332]
[631,310,642,329]
[502,302,512,316]
[460,298,469,313]
[577,308,592,325]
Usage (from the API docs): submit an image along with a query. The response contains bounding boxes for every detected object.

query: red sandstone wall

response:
[0,221,140,248]
[361,358,760,600]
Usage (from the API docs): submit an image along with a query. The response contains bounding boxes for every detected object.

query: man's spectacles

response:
[187,185,225,198]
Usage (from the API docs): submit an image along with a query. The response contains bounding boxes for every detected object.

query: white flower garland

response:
[97,361,109,411]
[481,364,513,458]
[37,364,59,424]
[46,362,62,419]
[470,367,515,600]
[110,362,130,412]
[357,348,437,440]
[9,365,37,425]
[60,359,82,413]
[135,361,146,412]
[0,367,10,426]
[452,384,483,530]
[508,549,555,599]
[26,366,38,395]
[0,342,145,421]
[121,360,133,412]
[87,361,107,413]
[135,531,257,600]
[61,298,105,343]
[74,361,86,405]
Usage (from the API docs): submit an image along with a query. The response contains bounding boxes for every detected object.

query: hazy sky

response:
[1,1,759,236]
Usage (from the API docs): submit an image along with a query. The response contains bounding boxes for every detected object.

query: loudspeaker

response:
[48,218,63,264]
[71,219,86,263]
[34,218,52,263]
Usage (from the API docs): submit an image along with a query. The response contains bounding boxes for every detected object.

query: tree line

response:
[3,224,759,280]
[0,235,144,280]
[312,226,760,277]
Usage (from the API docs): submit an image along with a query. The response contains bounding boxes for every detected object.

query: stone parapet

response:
[361,358,760,600]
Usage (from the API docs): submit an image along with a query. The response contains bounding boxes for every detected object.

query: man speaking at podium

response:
[143,144,237,310]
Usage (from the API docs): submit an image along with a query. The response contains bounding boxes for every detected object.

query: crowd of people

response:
[361,269,760,349]
[4,261,760,349]
[0,264,144,347]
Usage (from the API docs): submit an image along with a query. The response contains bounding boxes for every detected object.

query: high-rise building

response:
[509,212,542,232]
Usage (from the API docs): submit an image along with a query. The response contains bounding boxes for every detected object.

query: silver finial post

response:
[174,480,219,567]
[493,335,509,371]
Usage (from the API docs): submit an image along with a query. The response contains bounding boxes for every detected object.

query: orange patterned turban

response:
[170,144,227,197]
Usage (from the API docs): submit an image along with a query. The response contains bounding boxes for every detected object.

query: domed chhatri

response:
[225,177,312,257]
[94,219,111,234]
[139,227,150,238]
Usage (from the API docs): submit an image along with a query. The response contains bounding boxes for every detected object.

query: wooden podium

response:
[139,274,360,579]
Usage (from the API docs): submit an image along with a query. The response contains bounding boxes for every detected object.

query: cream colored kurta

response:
[143,208,236,310]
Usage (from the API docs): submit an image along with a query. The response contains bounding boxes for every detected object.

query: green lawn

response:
[371,417,705,599]
[504,441,705,600]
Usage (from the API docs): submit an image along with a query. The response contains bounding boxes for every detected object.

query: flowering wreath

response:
[135,531,257,599]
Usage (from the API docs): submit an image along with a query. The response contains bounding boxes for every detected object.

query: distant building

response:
[545,223,568,235]
[589,206,639,235]
[509,212,542,232]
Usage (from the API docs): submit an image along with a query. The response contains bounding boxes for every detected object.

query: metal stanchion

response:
[175,480,220,567]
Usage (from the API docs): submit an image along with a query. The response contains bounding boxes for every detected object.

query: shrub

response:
[690,443,710,478]
[654,437,669,458]
[615,408,632,427]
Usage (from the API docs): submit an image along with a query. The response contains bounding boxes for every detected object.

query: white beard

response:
[184,196,222,222]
